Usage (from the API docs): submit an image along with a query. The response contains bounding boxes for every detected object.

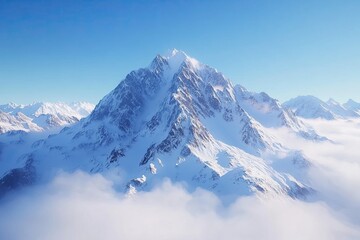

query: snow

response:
[149,163,157,174]
[344,99,360,114]
[0,102,95,134]
[283,96,360,119]
[164,48,202,74]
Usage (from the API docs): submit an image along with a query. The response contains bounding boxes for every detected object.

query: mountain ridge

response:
[283,95,360,120]
[0,50,318,200]
[0,101,95,133]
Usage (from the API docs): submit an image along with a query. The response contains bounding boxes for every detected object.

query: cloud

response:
[0,171,359,240]
[305,119,360,223]
[268,118,360,223]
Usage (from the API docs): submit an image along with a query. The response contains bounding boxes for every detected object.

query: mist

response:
[269,119,360,221]
[0,171,359,240]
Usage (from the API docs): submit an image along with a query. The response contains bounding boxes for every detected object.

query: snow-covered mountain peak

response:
[343,99,360,114]
[345,99,357,105]
[326,98,340,106]
[164,48,187,58]
[150,49,203,78]
[0,51,322,200]
[344,99,360,108]
[166,49,202,69]
[7,102,18,108]
[90,51,323,147]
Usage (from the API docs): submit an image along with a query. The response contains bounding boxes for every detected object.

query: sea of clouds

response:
[0,119,360,240]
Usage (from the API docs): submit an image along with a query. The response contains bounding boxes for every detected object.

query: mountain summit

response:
[0,50,317,199]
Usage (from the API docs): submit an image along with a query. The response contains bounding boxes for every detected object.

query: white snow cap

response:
[164,48,188,60]
[163,48,201,71]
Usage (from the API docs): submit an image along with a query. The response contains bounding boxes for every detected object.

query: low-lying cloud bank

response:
[269,118,360,224]
[0,171,359,240]
[1,119,360,240]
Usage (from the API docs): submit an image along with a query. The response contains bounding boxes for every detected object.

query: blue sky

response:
[1,0,360,104]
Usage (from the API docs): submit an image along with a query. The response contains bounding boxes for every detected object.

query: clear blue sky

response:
[1,0,360,104]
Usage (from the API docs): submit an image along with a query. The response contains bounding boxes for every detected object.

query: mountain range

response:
[0,50,357,200]
[0,102,95,133]
[283,96,360,120]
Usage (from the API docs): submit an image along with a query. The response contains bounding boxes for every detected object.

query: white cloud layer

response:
[1,119,360,240]
[269,118,360,223]
[0,171,359,240]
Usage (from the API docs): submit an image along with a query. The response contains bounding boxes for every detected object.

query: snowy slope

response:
[234,87,322,140]
[326,98,359,118]
[0,102,95,133]
[283,96,359,119]
[343,99,360,114]
[0,50,315,199]
[0,111,42,134]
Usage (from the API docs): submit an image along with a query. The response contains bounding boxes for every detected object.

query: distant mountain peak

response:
[344,99,360,113]
[284,95,360,119]
[345,98,359,106]
[326,98,340,105]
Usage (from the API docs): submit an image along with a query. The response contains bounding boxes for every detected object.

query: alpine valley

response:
[1,50,358,200]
